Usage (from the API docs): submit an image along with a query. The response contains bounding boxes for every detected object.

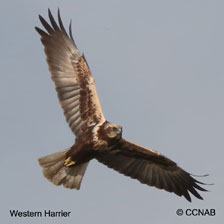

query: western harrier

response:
[36,9,208,202]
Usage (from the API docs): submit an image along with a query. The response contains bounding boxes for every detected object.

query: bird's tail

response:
[38,149,89,189]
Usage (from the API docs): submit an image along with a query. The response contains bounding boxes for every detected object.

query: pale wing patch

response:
[88,77,105,123]
[92,121,107,149]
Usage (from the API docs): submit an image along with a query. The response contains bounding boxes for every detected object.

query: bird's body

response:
[66,121,122,165]
[35,9,208,202]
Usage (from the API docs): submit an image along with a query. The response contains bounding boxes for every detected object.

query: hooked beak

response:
[116,127,122,135]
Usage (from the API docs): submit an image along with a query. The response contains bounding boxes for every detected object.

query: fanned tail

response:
[38,149,88,189]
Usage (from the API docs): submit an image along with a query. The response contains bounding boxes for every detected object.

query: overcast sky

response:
[1,0,223,223]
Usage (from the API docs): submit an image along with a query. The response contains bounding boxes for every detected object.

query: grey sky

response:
[1,0,223,223]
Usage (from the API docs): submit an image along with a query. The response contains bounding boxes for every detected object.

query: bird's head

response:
[105,123,122,140]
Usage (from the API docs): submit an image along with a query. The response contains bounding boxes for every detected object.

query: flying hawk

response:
[35,9,208,202]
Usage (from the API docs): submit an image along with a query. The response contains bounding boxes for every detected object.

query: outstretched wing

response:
[96,139,207,202]
[35,9,105,136]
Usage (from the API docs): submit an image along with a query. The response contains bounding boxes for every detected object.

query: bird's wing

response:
[35,9,105,136]
[96,139,207,202]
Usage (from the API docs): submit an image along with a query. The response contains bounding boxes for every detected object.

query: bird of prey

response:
[35,9,208,202]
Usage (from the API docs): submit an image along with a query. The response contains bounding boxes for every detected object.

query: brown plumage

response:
[36,9,208,202]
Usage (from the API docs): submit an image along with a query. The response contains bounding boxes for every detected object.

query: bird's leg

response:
[64,157,76,167]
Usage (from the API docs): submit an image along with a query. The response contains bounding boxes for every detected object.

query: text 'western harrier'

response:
[35,9,208,202]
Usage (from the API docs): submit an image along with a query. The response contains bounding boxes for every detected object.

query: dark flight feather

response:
[96,139,208,202]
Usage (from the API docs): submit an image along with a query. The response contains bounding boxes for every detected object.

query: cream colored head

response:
[104,123,122,139]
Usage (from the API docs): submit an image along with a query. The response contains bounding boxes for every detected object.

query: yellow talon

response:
[64,157,76,167]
